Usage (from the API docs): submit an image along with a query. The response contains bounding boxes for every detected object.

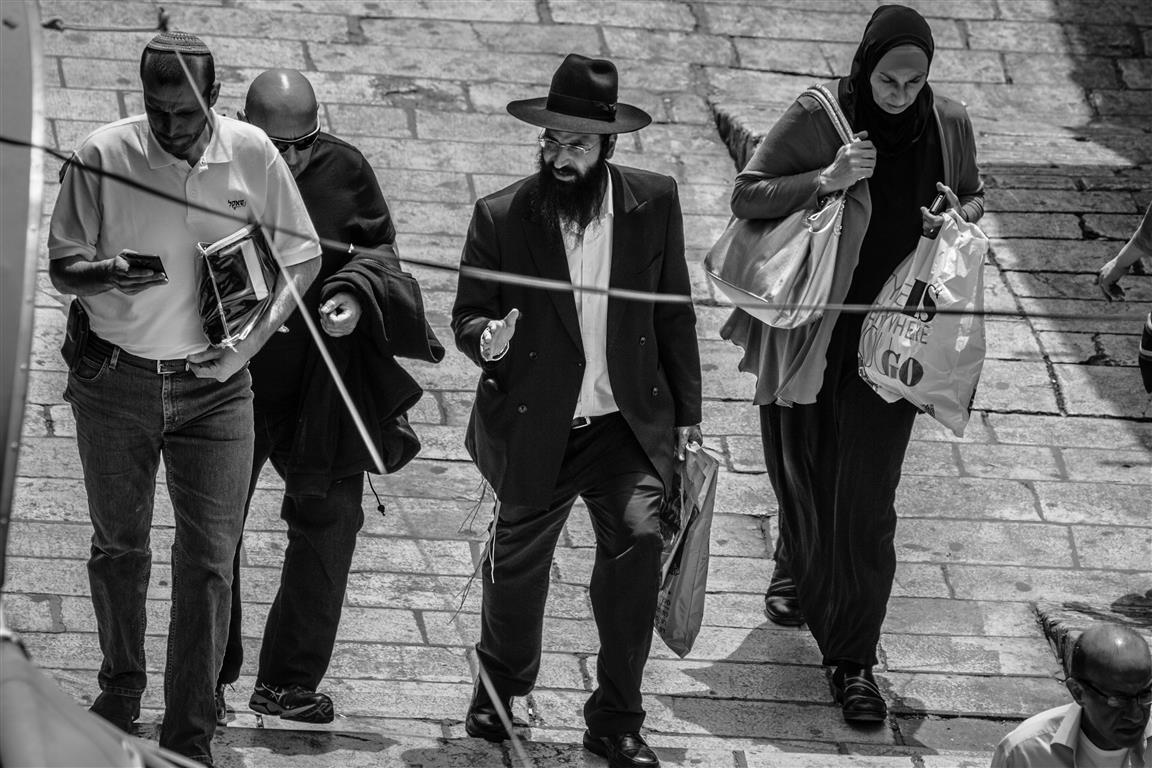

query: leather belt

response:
[88,333,189,375]
[571,413,615,430]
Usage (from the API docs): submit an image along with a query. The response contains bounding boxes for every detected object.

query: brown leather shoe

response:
[764,565,804,627]
[583,730,660,768]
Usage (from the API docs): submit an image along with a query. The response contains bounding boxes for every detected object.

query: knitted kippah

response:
[145,30,211,55]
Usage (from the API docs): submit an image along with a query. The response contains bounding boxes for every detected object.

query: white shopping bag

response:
[858,212,989,437]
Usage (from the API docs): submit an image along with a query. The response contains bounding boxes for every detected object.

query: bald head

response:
[244,69,318,138]
[1072,624,1152,681]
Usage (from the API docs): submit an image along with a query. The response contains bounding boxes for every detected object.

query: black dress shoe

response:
[464,682,514,742]
[583,730,660,768]
[764,565,805,627]
[88,692,140,733]
[831,665,887,724]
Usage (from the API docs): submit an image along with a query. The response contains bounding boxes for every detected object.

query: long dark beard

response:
[532,147,610,235]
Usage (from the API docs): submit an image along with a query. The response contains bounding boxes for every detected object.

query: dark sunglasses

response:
[268,123,320,153]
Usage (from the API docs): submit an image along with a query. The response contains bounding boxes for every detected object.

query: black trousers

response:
[476,412,666,736]
[218,410,365,689]
[760,315,917,668]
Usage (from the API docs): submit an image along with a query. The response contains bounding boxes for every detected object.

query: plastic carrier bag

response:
[655,446,720,658]
[197,223,281,347]
[858,211,989,437]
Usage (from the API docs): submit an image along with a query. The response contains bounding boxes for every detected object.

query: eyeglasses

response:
[1077,678,1152,709]
[538,133,594,157]
[268,123,320,153]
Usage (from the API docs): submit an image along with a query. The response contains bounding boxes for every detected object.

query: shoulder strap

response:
[804,84,854,146]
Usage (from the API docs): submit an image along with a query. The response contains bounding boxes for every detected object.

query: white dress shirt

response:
[562,171,617,420]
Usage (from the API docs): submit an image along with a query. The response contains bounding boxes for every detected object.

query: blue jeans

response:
[64,342,253,763]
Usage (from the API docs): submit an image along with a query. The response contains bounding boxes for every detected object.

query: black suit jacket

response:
[452,164,702,508]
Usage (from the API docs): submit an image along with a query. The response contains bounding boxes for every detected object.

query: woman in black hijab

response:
[725,5,984,722]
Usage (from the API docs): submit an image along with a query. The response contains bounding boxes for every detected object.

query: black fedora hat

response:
[507,53,651,134]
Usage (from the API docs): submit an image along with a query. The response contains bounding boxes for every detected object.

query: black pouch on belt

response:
[60,299,90,371]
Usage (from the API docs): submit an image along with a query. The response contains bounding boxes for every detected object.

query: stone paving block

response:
[957,443,1062,481]
[1001,52,1120,88]
[901,441,961,477]
[1072,524,1152,571]
[946,564,1151,604]
[897,476,1039,522]
[313,44,564,87]
[551,0,697,32]
[324,104,411,138]
[885,671,1067,719]
[1040,331,1141,366]
[890,563,952,599]
[1120,58,1152,89]
[880,634,1060,676]
[1084,212,1146,240]
[984,318,1046,361]
[971,360,1059,414]
[989,238,1118,273]
[354,135,534,176]
[1018,297,1142,334]
[985,188,1138,214]
[723,435,764,473]
[44,87,121,122]
[702,399,760,436]
[1006,271,1150,302]
[1060,446,1152,485]
[712,469,776,516]
[977,212,1082,240]
[634,657,829,702]
[1053,363,1150,417]
[474,21,603,55]
[988,413,1152,450]
[968,19,1140,56]
[413,109,521,143]
[605,28,734,66]
[346,536,476,576]
[910,412,993,444]
[1093,90,1152,117]
[705,69,821,108]
[931,50,1006,84]
[702,592,776,629]
[896,519,1073,567]
[885,597,1040,638]
[901,717,1011,755]
[732,39,831,76]
[704,5,874,43]
[949,83,1095,123]
[1034,480,1149,527]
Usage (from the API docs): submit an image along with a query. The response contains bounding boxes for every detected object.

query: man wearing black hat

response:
[452,54,702,768]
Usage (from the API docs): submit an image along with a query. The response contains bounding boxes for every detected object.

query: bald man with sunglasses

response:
[215,68,443,726]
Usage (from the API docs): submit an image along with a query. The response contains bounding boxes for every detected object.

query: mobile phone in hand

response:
[123,252,167,278]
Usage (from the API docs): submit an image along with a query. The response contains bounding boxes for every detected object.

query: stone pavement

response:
[5,0,1151,766]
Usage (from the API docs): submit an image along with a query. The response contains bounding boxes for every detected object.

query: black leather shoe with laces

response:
[464,681,515,742]
[215,684,233,726]
[832,665,887,724]
[583,730,661,768]
[764,564,805,627]
[249,681,334,724]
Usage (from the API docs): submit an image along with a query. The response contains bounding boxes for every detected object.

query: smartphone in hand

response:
[123,252,168,279]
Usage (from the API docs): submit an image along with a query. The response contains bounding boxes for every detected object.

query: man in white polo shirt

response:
[47,31,320,766]
[992,624,1152,768]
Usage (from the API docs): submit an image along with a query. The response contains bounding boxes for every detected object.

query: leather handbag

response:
[704,84,854,329]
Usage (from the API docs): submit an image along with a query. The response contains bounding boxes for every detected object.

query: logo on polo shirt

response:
[228,198,246,210]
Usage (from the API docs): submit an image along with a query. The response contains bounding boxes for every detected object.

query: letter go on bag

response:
[704,84,854,329]
[858,211,990,437]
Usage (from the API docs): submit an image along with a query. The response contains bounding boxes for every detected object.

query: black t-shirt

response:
[249,134,396,411]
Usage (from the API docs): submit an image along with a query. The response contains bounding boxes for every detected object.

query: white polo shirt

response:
[562,170,617,420]
[49,110,320,359]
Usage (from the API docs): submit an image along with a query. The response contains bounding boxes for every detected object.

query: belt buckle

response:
[156,359,184,375]
[571,415,592,430]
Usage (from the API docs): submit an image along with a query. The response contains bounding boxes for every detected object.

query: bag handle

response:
[804,84,854,147]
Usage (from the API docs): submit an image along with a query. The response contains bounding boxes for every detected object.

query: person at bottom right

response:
[721,3,984,723]
[992,623,1151,767]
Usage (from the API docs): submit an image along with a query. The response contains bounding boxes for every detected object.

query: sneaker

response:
[89,692,140,733]
[249,681,334,724]
[215,684,234,726]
